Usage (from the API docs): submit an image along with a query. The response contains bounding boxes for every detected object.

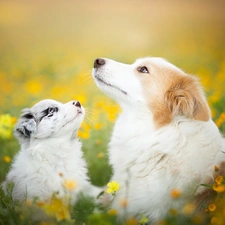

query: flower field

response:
[0,0,225,224]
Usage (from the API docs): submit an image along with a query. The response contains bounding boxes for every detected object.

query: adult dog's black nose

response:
[94,58,105,68]
[73,101,81,108]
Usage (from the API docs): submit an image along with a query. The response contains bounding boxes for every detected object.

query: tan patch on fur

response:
[139,61,210,129]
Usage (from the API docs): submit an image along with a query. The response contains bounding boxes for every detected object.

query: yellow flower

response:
[40,222,55,225]
[182,202,195,215]
[208,203,216,212]
[37,201,45,207]
[73,95,87,104]
[220,112,225,120]
[25,79,43,95]
[191,215,204,224]
[138,214,148,225]
[95,139,102,145]
[215,175,223,185]
[214,165,219,172]
[170,188,181,199]
[64,179,77,191]
[156,220,167,225]
[108,209,118,216]
[0,114,16,139]
[78,130,89,139]
[211,217,218,224]
[3,156,11,163]
[213,183,225,193]
[125,218,138,225]
[43,196,70,221]
[94,122,102,130]
[106,181,120,195]
[97,152,104,158]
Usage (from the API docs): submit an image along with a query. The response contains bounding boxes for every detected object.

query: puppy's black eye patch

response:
[48,107,58,115]
[40,107,58,121]
[22,113,34,119]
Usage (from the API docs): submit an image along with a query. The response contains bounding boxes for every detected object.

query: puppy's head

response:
[92,57,210,128]
[15,99,84,143]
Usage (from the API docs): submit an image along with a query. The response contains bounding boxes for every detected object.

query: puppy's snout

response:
[73,101,81,108]
[94,58,105,68]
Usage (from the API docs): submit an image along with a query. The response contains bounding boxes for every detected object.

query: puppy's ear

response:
[15,109,37,140]
[165,76,210,121]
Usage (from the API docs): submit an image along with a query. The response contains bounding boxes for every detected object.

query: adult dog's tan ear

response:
[165,75,210,121]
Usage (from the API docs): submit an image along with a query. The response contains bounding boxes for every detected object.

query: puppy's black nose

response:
[94,58,105,68]
[73,101,81,108]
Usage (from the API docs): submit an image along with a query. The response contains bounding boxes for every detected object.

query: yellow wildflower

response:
[108,209,118,216]
[25,80,43,95]
[78,130,89,139]
[0,114,16,139]
[138,214,148,225]
[208,203,216,212]
[40,222,55,225]
[214,165,219,172]
[215,175,223,185]
[26,200,32,206]
[95,139,102,145]
[106,181,120,195]
[37,201,45,207]
[170,188,181,199]
[97,152,104,158]
[125,218,138,225]
[156,220,166,225]
[182,202,195,215]
[213,183,225,193]
[43,196,70,221]
[94,122,102,130]
[191,215,204,224]
[64,179,77,191]
[220,112,225,120]
[73,95,86,104]
[211,217,218,224]
[3,156,11,163]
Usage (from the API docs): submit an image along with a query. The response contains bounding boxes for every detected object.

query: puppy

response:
[92,57,225,222]
[3,99,100,202]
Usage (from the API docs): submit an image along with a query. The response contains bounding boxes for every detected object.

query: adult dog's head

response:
[15,99,84,143]
[92,57,210,128]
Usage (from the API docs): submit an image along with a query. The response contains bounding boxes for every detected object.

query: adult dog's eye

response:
[138,66,149,73]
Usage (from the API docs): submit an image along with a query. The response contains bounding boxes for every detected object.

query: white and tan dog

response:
[3,99,100,202]
[92,57,225,222]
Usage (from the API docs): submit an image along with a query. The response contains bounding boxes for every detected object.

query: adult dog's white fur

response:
[3,99,99,202]
[92,57,225,222]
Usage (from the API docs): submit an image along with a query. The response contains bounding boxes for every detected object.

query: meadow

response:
[0,0,225,224]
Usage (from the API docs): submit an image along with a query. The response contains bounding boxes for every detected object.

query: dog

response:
[92,57,225,222]
[2,99,100,203]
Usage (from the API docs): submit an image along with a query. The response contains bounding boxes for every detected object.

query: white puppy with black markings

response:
[3,99,100,202]
[92,57,225,222]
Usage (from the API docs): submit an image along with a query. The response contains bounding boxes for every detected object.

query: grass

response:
[1,0,225,224]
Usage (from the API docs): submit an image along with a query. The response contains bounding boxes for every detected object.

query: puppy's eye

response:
[47,107,58,117]
[138,66,149,73]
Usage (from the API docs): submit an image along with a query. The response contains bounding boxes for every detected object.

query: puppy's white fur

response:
[3,99,99,202]
[93,57,225,222]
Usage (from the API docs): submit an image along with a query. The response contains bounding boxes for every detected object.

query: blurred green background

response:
[0,0,225,185]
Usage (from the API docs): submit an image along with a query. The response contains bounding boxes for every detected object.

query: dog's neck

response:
[22,135,80,155]
[113,104,156,139]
